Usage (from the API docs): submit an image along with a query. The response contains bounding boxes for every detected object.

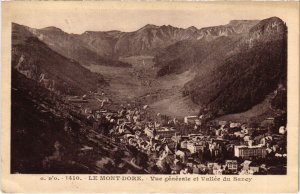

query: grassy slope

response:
[13,23,131,67]
[11,70,88,173]
[12,36,106,95]
[11,70,149,174]
[154,17,287,118]
[185,38,286,116]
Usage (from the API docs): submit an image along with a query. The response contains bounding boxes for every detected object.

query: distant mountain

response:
[70,24,202,57]
[113,24,201,56]
[12,17,287,118]
[112,20,258,56]
[154,20,259,74]
[12,23,131,67]
[75,30,123,57]
[12,24,106,95]
[195,20,259,41]
[13,20,260,61]
[154,17,287,116]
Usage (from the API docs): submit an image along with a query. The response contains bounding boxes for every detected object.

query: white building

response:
[234,144,267,159]
[279,126,287,134]
[184,116,198,124]
[225,160,238,172]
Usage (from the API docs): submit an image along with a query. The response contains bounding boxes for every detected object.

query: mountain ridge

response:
[15,19,259,58]
[12,17,287,119]
[12,23,131,67]
[154,16,287,117]
[12,25,106,95]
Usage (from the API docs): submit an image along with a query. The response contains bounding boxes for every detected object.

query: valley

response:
[86,55,199,118]
[10,16,288,175]
[12,17,287,122]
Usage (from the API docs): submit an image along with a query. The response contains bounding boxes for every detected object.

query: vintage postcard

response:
[1,1,299,193]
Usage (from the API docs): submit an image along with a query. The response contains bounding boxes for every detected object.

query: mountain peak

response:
[82,31,102,35]
[258,16,285,28]
[264,16,284,23]
[40,26,64,33]
[249,16,286,36]
[187,26,198,31]
[140,24,159,30]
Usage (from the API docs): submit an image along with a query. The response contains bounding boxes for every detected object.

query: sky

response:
[9,2,284,34]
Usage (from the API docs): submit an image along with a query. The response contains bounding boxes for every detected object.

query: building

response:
[180,140,188,149]
[186,141,205,154]
[175,150,186,162]
[239,160,260,175]
[207,163,222,175]
[239,169,254,175]
[225,160,238,172]
[144,127,155,138]
[213,169,223,175]
[217,120,228,126]
[234,145,267,159]
[184,116,198,124]
[230,122,241,128]
[261,117,275,130]
[207,162,218,168]
[279,126,287,134]
[189,134,203,141]
[195,119,201,126]
[156,127,177,138]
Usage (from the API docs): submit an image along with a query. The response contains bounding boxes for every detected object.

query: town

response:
[11,17,288,176]
[63,89,287,175]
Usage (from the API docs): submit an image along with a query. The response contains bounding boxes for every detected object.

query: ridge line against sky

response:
[15,19,263,35]
[10,8,278,34]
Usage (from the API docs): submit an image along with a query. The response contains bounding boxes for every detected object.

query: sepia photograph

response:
[1,1,299,193]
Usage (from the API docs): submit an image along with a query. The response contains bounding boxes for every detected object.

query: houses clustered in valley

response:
[12,47,287,175]
[72,91,287,175]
